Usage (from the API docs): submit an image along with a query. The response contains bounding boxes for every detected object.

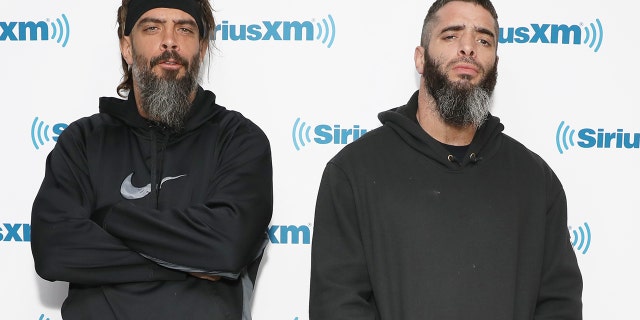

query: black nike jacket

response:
[31,86,273,320]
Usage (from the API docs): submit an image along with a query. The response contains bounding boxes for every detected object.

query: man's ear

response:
[120,36,133,65]
[414,46,425,75]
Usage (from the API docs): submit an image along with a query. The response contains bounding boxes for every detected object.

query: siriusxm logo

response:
[569,222,591,255]
[556,121,640,154]
[31,116,68,150]
[499,18,603,52]
[214,14,336,48]
[268,225,311,245]
[292,117,368,151]
[0,14,70,47]
[0,223,30,242]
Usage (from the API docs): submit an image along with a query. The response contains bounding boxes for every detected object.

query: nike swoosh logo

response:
[120,173,187,200]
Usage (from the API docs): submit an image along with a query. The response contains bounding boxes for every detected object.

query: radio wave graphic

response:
[570,222,591,255]
[49,13,70,47]
[555,121,576,154]
[315,14,336,48]
[292,117,312,151]
[39,314,51,320]
[31,117,52,150]
[582,18,603,53]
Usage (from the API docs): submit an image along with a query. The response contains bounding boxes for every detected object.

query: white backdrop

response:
[1,0,636,319]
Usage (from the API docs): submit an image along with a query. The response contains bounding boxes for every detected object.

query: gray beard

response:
[423,54,497,128]
[132,51,200,130]
[433,81,491,128]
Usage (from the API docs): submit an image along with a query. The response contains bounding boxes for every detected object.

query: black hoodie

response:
[31,87,273,320]
[310,90,582,320]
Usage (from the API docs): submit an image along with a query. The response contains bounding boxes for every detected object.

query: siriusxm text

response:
[47,123,67,142]
[500,24,581,44]
[577,128,640,149]
[215,20,314,41]
[0,21,50,41]
[315,125,367,144]
[0,223,30,242]
[268,225,311,244]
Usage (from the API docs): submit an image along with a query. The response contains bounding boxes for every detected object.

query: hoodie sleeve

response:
[534,171,583,319]
[31,123,186,286]
[309,162,379,320]
[97,119,273,279]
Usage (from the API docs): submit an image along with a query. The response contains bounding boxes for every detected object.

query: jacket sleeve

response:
[98,120,273,279]
[534,172,583,319]
[309,162,379,320]
[31,124,186,286]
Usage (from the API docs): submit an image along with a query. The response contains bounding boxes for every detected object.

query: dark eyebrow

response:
[440,24,465,34]
[136,17,198,28]
[137,17,165,25]
[439,24,496,39]
[474,26,496,39]
[174,19,198,28]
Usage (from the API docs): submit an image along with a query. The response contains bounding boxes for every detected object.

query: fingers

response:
[189,273,221,281]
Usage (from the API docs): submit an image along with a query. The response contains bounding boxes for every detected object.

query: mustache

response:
[149,50,189,68]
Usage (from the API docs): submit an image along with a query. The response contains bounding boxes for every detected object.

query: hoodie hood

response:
[98,86,223,134]
[378,90,504,169]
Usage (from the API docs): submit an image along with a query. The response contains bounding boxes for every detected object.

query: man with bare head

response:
[309,1,583,319]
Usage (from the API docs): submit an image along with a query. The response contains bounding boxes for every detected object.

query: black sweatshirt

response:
[31,87,273,320]
[310,90,582,320]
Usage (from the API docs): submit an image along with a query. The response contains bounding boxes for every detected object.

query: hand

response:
[189,272,221,282]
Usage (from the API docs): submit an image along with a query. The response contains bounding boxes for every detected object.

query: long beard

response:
[423,52,497,128]
[132,49,201,130]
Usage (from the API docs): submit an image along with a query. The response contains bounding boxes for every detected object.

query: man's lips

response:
[157,59,183,70]
[452,63,479,76]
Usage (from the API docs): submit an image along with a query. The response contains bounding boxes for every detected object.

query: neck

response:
[416,86,476,146]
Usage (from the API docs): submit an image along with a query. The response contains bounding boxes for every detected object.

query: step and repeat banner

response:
[0,0,636,319]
